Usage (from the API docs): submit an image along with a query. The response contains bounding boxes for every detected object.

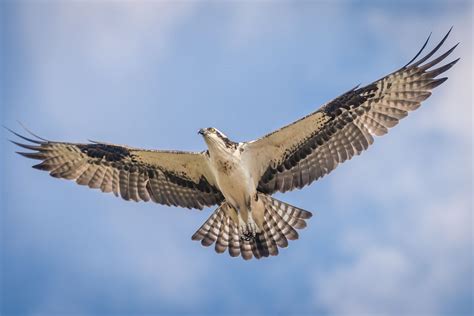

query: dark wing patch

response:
[77,143,131,161]
[257,29,459,194]
[9,130,223,209]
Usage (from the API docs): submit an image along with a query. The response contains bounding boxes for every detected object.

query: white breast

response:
[207,143,256,211]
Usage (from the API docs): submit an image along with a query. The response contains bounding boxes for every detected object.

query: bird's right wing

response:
[243,30,458,194]
[10,130,223,209]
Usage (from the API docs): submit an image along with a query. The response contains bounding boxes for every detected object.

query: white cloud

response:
[7,3,216,311]
[4,2,472,314]
[315,246,418,315]
[19,2,196,71]
[311,8,473,316]
[8,196,214,313]
[416,18,473,140]
[226,1,296,48]
[12,2,197,136]
[314,193,472,315]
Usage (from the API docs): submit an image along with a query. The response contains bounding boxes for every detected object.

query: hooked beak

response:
[198,129,205,136]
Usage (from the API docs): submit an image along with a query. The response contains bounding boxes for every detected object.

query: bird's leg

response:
[246,213,259,236]
[238,217,255,241]
[237,212,246,237]
[239,198,259,241]
[246,195,260,235]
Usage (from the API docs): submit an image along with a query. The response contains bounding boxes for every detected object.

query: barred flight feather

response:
[251,28,459,195]
[192,194,312,260]
[9,130,223,209]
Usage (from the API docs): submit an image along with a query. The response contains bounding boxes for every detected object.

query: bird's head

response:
[198,127,237,150]
[198,127,226,138]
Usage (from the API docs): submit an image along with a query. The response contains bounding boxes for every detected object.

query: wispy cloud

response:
[2,1,472,315]
[311,7,472,316]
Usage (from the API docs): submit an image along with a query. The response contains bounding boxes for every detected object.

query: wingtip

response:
[410,28,456,68]
[9,139,42,150]
[441,26,453,43]
[418,41,460,71]
[402,32,432,68]
[452,42,460,51]
[87,139,103,144]
[4,127,44,144]
[17,121,49,142]
[427,57,460,77]
[450,56,461,68]
[16,151,44,160]
[427,31,433,42]
[3,125,16,135]
[426,77,449,89]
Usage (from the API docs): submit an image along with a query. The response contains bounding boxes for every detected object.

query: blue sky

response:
[1,1,472,315]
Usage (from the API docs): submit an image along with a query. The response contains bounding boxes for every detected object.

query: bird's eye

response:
[210,128,215,133]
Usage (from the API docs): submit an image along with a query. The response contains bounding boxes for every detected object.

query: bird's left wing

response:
[243,30,459,194]
[9,130,223,209]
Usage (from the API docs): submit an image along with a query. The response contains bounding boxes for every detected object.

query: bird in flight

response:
[9,30,458,260]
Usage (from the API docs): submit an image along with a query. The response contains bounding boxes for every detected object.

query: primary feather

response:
[245,29,458,194]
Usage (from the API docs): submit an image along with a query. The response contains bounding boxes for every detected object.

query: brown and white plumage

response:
[246,29,459,195]
[191,194,311,259]
[10,131,223,209]
[10,30,458,260]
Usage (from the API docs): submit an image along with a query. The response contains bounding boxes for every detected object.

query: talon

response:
[237,211,259,242]
[240,230,256,242]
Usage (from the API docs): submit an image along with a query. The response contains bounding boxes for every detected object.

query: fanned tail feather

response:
[191,194,312,260]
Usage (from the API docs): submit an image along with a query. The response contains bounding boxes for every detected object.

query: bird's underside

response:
[9,30,458,260]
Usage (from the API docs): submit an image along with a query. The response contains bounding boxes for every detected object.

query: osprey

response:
[10,30,458,260]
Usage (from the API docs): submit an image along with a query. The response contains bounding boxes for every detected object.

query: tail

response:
[191,193,312,260]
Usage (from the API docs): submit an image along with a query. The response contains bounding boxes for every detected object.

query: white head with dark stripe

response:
[198,127,237,150]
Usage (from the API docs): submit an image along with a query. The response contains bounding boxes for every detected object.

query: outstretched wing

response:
[244,29,459,194]
[10,130,223,209]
